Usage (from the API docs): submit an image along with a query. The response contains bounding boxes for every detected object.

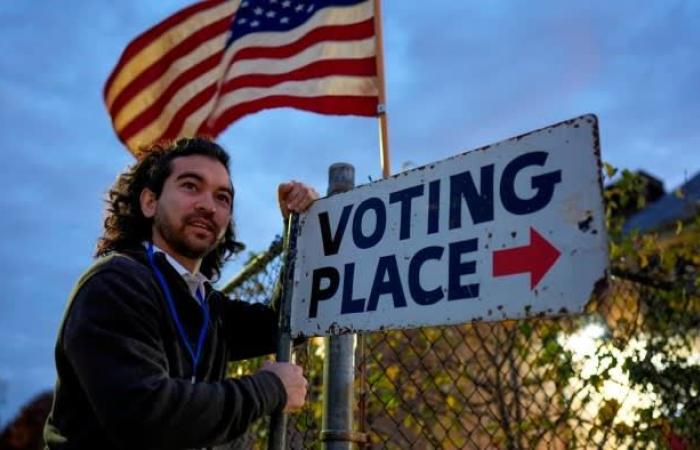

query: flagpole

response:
[373,0,391,178]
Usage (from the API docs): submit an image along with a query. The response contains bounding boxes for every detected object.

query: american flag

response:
[104,0,379,156]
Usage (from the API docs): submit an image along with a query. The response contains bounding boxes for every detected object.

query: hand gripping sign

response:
[290,115,608,337]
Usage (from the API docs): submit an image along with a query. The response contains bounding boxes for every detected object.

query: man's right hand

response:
[261,360,308,412]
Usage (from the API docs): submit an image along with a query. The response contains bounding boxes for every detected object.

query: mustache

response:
[183,213,217,232]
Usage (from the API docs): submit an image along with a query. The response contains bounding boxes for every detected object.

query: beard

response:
[153,211,224,260]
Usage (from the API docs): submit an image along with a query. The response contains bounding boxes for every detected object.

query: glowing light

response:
[560,322,606,359]
[560,324,660,429]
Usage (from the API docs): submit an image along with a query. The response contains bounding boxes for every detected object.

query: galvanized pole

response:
[321,164,366,449]
[268,213,299,450]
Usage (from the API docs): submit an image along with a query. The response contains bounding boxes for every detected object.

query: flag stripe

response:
[206,76,378,134]
[109,14,231,116]
[208,22,375,123]
[118,51,224,140]
[127,85,218,151]
[224,1,373,59]
[104,0,225,98]
[222,57,377,98]
[159,85,219,143]
[125,61,375,148]
[231,18,374,62]
[214,0,372,82]
[121,64,222,144]
[110,18,231,128]
[114,5,373,142]
[113,34,229,132]
[105,0,238,109]
[220,39,375,95]
[202,1,374,123]
[118,21,374,142]
[217,76,379,110]
[117,23,374,139]
[205,95,377,136]
[180,93,220,139]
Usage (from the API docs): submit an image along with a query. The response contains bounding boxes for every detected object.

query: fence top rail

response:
[220,236,283,295]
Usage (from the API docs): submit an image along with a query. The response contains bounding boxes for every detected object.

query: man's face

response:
[142,154,233,263]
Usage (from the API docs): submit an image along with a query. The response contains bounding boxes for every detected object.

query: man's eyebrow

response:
[175,172,205,183]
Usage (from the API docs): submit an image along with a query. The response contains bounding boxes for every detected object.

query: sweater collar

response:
[142,242,210,300]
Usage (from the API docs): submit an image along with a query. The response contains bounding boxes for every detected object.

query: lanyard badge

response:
[147,242,211,384]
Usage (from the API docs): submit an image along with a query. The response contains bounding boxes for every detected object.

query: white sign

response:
[290,115,608,337]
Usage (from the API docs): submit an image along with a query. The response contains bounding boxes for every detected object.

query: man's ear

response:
[140,188,158,219]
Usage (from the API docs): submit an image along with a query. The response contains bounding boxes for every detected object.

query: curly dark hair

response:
[96,137,244,280]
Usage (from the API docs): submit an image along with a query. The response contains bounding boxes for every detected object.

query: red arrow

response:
[492,227,561,290]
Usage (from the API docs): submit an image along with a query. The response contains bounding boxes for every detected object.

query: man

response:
[44,138,318,449]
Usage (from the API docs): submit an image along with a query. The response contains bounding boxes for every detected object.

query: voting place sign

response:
[290,115,608,337]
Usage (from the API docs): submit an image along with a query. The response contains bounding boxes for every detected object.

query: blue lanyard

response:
[147,243,210,384]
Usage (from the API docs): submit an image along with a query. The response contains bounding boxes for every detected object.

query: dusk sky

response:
[1,0,699,425]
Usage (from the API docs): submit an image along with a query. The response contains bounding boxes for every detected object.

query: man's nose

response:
[195,193,216,214]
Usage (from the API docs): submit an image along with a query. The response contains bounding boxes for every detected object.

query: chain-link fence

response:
[224,237,699,449]
[223,237,324,449]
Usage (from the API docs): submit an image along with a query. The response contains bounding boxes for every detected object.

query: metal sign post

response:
[290,115,609,337]
[320,164,366,449]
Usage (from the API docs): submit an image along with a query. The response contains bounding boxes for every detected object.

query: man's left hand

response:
[278,181,319,220]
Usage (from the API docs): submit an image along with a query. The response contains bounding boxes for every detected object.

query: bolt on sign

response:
[290,114,608,337]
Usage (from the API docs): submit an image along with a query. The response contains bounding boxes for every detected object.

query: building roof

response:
[623,171,700,234]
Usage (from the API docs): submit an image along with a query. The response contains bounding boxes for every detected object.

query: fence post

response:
[320,163,366,449]
[268,213,299,450]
